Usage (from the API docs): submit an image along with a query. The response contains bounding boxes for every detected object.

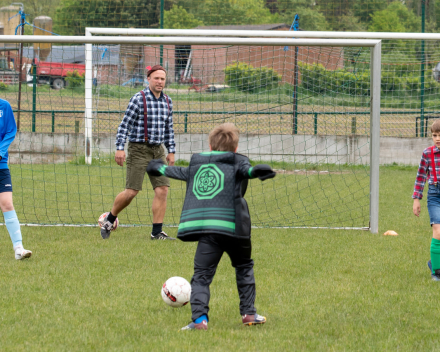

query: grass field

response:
[1,165,439,351]
[8,160,370,229]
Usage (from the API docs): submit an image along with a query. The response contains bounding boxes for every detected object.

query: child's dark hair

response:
[432,119,440,133]
[208,123,239,152]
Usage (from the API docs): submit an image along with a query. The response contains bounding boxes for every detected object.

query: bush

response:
[224,62,281,93]
[298,61,440,96]
[0,82,8,91]
[298,62,370,96]
[65,70,85,88]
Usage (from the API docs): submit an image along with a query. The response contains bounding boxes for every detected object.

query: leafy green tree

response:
[337,10,366,31]
[195,0,275,25]
[167,0,275,26]
[164,5,203,29]
[352,0,388,24]
[277,0,330,31]
[265,0,278,14]
[55,0,159,35]
[369,1,420,32]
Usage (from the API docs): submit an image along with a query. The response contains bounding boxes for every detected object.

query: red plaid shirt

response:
[413,146,440,199]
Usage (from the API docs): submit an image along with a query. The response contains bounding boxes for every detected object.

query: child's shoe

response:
[180,320,208,331]
[15,247,32,260]
[242,314,266,326]
[428,260,440,281]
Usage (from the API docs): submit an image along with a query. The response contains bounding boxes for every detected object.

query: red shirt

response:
[413,145,440,199]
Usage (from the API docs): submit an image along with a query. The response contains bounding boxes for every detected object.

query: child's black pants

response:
[190,234,257,322]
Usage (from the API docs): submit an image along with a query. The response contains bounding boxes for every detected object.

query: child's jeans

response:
[427,183,440,225]
[190,234,257,322]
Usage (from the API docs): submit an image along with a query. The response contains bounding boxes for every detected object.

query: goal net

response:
[0,34,381,232]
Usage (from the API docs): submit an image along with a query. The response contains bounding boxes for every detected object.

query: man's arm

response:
[0,101,17,160]
[114,95,140,166]
[166,152,175,166]
[163,97,176,155]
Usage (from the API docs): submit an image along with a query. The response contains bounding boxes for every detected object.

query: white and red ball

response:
[161,276,191,308]
[98,212,119,231]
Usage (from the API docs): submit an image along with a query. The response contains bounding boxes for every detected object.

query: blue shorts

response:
[0,169,13,193]
[427,184,440,225]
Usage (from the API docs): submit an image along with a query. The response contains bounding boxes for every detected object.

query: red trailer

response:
[32,58,86,89]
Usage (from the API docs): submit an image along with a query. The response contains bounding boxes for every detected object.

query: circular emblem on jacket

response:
[193,164,225,200]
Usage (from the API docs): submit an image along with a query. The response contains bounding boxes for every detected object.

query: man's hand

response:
[252,164,276,181]
[115,150,126,167]
[413,198,421,217]
[147,159,166,176]
[166,152,175,166]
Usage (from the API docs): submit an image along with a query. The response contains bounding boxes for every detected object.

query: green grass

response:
[0,165,438,351]
[8,161,370,228]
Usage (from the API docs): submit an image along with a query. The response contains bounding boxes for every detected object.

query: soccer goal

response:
[0,33,381,233]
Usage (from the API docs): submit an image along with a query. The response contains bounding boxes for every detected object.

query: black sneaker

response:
[150,231,176,240]
[100,217,114,239]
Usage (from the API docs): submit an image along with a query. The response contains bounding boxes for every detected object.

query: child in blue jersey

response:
[0,99,32,260]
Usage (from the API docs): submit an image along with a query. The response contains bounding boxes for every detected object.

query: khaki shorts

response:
[125,142,170,191]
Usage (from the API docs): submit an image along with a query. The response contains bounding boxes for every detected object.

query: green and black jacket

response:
[157,151,257,242]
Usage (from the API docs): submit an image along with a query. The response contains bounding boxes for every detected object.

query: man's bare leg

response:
[151,186,175,240]
[111,188,139,216]
[100,188,138,239]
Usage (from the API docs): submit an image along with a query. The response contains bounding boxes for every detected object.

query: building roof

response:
[21,45,122,65]
[194,23,290,31]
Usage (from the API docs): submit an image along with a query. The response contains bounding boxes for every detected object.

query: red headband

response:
[146,65,166,77]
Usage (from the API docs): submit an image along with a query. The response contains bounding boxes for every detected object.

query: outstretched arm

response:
[238,160,276,181]
[249,164,277,180]
[147,159,189,181]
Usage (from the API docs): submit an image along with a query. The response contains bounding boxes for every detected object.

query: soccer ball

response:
[98,212,119,231]
[161,276,191,308]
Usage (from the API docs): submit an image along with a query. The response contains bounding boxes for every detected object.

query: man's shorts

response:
[0,169,13,193]
[125,142,170,191]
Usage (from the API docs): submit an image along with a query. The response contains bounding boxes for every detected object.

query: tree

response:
[352,0,388,24]
[265,0,278,14]
[55,0,160,35]
[337,10,366,32]
[277,1,330,31]
[165,0,276,26]
[164,5,203,29]
[369,1,420,32]
[193,0,275,25]
[317,0,384,30]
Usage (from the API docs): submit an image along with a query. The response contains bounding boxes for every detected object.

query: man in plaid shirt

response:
[100,65,176,241]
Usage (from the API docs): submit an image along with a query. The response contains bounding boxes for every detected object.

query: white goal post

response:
[83,31,382,234]
[0,34,381,233]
